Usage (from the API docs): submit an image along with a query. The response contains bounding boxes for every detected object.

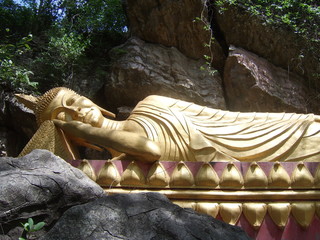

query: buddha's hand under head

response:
[53,119,92,140]
[53,119,161,163]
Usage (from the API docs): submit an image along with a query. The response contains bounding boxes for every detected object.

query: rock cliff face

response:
[105,37,226,110]
[224,47,319,113]
[125,0,226,67]
[214,4,319,90]
[103,0,319,115]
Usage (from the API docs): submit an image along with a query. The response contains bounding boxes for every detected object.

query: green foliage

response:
[19,217,45,240]
[34,29,90,90]
[0,31,38,92]
[0,0,34,38]
[193,7,218,76]
[0,0,127,92]
[215,0,319,43]
[61,0,127,34]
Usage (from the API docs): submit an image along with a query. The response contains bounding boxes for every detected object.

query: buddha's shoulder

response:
[141,95,194,106]
[137,95,219,115]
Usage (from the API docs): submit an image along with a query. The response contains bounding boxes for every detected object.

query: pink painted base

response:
[68,159,320,239]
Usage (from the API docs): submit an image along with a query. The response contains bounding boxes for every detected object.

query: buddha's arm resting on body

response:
[53,120,161,163]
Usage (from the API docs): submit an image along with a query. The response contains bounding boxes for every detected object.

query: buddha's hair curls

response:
[35,87,76,125]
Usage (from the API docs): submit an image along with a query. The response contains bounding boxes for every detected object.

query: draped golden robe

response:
[128,96,320,162]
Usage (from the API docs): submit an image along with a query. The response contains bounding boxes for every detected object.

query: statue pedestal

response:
[70,159,320,239]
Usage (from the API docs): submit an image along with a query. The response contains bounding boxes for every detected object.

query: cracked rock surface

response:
[0,149,105,239]
[40,192,251,240]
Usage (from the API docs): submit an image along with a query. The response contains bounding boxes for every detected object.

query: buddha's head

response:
[17,87,115,127]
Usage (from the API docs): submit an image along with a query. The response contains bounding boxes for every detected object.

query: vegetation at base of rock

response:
[215,0,319,43]
[19,217,45,240]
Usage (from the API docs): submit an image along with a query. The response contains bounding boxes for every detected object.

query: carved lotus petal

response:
[243,203,267,229]
[147,161,169,186]
[170,162,194,187]
[121,161,145,186]
[291,202,315,228]
[316,202,320,218]
[195,163,219,187]
[78,160,96,181]
[195,202,219,218]
[267,203,291,228]
[268,162,291,188]
[314,164,320,187]
[171,200,196,209]
[244,162,268,188]
[219,203,242,225]
[291,162,314,188]
[220,162,243,189]
[97,160,120,186]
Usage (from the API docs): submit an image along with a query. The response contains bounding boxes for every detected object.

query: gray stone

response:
[224,47,320,113]
[40,192,251,240]
[105,37,226,110]
[214,4,319,91]
[124,0,226,70]
[0,149,105,239]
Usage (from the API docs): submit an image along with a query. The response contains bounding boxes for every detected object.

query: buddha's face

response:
[42,89,105,127]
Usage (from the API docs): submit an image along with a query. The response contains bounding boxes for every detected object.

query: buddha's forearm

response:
[53,120,161,162]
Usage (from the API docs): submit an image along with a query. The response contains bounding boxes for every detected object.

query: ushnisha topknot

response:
[35,87,77,126]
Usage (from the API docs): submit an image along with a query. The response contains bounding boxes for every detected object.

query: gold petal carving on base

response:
[120,161,145,186]
[195,202,219,218]
[97,160,120,186]
[219,203,242,225]
[171,200,196,210]
[244,162,268,188]
[195,163,219,187]
[219,162,243,189]
[314,164,320,188]
[147,161,169,186]
[170,161,194,187]
[316,202,320,218]
[78,160,96,181]
[243,203,267,229]
[291,162,314,188]
[291,202,315,228]
[268,162,291,188]
[267,203,291,228]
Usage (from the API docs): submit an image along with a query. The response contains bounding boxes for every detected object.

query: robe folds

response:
[128,95,320,162]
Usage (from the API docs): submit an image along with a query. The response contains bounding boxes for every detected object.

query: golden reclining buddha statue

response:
[16,87,320,234]
[17,87,320,163]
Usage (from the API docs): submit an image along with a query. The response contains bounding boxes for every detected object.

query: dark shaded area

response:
[0,150,105,239]
[40,192,252,240]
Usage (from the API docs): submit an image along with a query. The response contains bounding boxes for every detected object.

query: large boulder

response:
[124,0,226,70]
[0,150,105,239]
[40,192,251,240]
[105,37,226,111]
[224,47,320,113]
[214,4,319,90]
